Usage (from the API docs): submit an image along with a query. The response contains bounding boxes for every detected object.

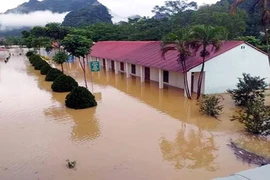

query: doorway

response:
[145,67,150,81]
[111,60,115,71]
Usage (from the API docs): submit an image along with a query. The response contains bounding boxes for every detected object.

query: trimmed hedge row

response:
[51,74,78,92]
[41,64,52,75]
[45,68,63,81]
[26,52,97,109]
[65,86,97,109]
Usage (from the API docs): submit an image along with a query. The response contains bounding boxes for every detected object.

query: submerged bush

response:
[228,73,267,107]
[40,64,52,75]
[232,98,270,135]
[34,60,48,70]
[26,51,35,57]
[45,68,63,81]
[51,74,78,92]
[65,86,97,109]
[30,55,43,66]
[197,95,223,117]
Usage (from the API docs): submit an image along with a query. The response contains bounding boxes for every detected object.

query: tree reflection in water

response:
[160,126,218,171]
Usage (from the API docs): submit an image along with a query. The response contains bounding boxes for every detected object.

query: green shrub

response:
[45,68,63,81]
[65,86,97,109]
[40,64,52,75]
[232,98,270,135]
[197,95,223,117]
[228,73,267,107]
[26,51,35,57]
[30,55,42,66]
[34,60,48,70]
[51,74,78,92]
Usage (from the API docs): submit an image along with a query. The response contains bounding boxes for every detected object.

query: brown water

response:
[0,49,269,180]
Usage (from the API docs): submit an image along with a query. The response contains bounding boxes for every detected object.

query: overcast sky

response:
[0,0,219,16]
[0,0,219,31]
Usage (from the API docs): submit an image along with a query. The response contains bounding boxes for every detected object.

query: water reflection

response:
[43,91,101,142]
[160,125,218,171]
[89,70,224,131]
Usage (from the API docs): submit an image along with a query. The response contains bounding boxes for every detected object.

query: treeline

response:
[1,0,268,51]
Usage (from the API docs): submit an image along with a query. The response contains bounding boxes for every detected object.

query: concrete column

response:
[159,69,164,89]
[140,65,145,83]
[125,63,130,78]
[184,71,192,98]
[105,59,109,71]
[115,61,118,75]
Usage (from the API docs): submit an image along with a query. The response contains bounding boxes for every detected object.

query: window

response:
[241,46,245,49]
[131,64,136,74]
[163,70,169,83]
[120,62,124,71]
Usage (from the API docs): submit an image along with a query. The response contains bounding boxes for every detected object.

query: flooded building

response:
[90,41,270,95]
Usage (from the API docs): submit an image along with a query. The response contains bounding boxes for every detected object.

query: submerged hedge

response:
[45,68,63,81]
[34,60,49,70]
[40,64,52,75]
[65,86,97,109]
[51,74,78,92]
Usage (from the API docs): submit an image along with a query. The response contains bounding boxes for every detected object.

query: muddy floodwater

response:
[1,49,270,180]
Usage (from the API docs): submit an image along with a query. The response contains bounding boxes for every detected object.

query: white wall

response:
[191,43,270,94]
[150,68,159,82]
[168,71,185,89]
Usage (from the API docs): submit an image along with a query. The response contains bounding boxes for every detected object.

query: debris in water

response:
[228,141,270,166]
[66,159,76,169]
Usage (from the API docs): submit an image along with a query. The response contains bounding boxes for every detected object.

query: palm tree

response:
[230,0,270,65]
[162,29,192,99]
[189,25,228,99]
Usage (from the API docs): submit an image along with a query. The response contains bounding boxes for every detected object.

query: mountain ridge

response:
[5,0,98,14]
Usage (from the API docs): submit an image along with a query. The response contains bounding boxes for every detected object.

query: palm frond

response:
[161,46,177,59]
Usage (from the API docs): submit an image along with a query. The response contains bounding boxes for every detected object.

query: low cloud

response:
[0,11,68,31]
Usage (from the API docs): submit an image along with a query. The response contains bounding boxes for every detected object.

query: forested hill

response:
[5,0,98,14]
[62,3,112,27]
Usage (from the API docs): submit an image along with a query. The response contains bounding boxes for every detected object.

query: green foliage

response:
[61,34,93,58]
[45,68,63,81]
[34,60,48,70]
[152,0,197,16]
[232,99,270,135]
[29,54,42,66]
[53,52,68,65]
[228,73,267,107]
[44,23,70,41]
[65,86,97,109]
[40,64,52,75]
[62,4,112,27]
[26,51,34,57]
[51,74,78,92]
[191,1,247,39]
[198,95,224,117]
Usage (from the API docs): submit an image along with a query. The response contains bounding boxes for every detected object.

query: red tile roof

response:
[90,40,248,72]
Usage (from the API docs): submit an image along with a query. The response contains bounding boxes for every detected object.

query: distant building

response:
[90,41,270,95]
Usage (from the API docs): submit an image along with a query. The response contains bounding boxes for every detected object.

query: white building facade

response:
[90,41,270,95]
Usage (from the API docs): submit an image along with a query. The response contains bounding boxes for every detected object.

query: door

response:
[191,72,194,93]
[103,59,106,69]
[145,67,150,81]
[111,60,115,71]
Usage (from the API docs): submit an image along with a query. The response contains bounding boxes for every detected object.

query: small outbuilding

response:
[90,41,270,95]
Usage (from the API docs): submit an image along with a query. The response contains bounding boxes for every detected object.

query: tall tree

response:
[152,0,197,16]
[190,25,228,99]
[162,29,192,99]
[44,23,70,51]
[230,0,270,65]
[52,51,68,73]
[61,34,93,88]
